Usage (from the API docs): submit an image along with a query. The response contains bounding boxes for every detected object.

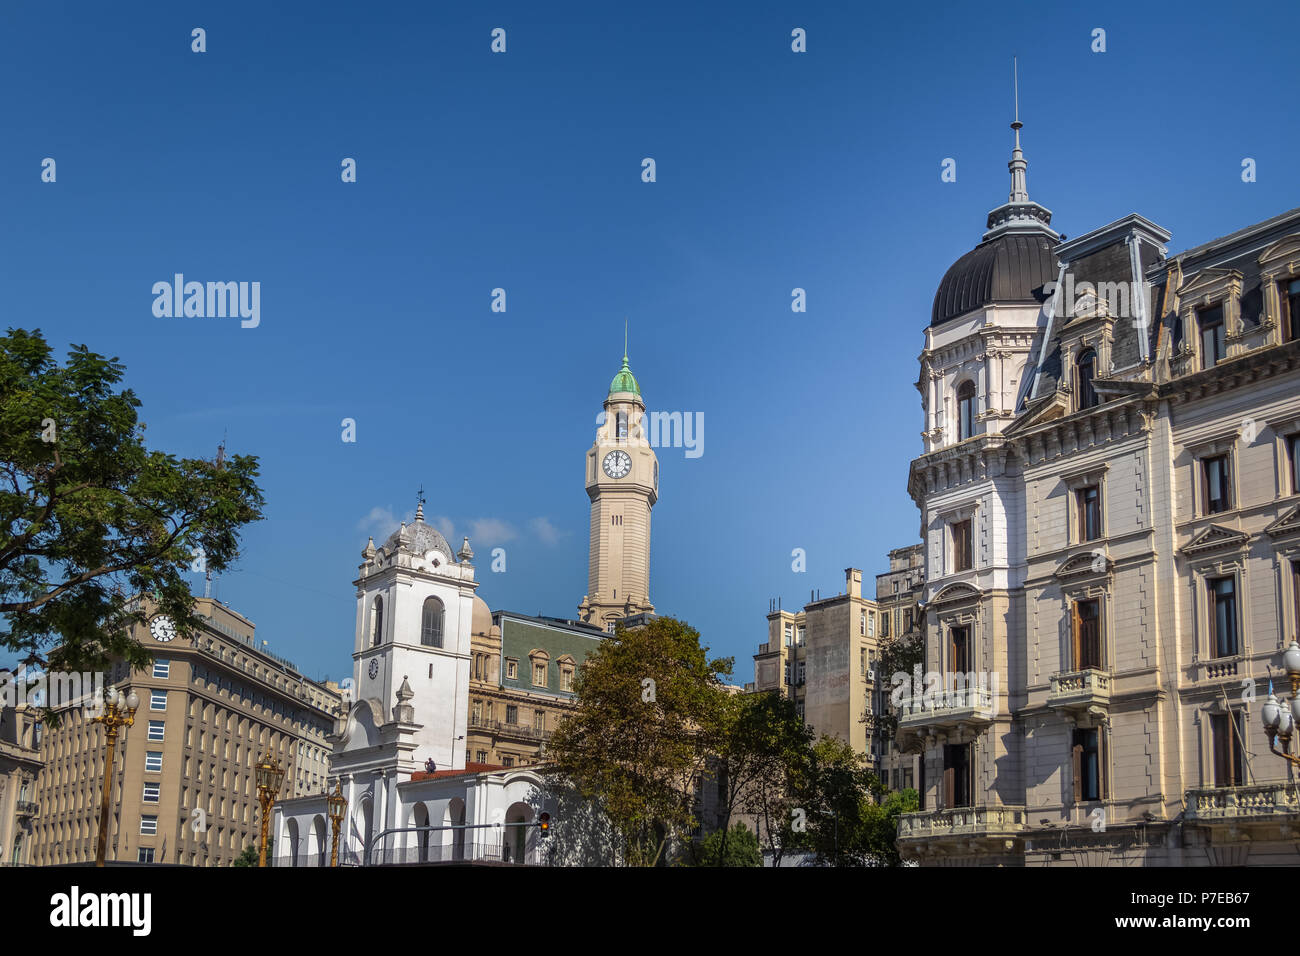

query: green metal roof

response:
[608,351,641,397]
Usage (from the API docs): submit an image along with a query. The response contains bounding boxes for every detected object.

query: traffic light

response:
[538,812,551,838]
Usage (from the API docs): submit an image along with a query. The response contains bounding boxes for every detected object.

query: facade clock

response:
[368,658,380,680]
[602,450,632,479]
[150,615,177,643]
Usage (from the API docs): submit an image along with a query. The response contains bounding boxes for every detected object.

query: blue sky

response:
[3,0,1297,684]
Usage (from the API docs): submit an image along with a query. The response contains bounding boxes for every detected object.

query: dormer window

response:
[1198,304,1225,369]
[956,381,976,441]
[1076,348,1098,410]
[1283,278,1300,342]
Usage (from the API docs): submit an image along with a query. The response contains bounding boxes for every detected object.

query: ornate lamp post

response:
[326,781,347,868]
[1261,641,1300,766]
[91,685,139,867]
[254,751,285,867]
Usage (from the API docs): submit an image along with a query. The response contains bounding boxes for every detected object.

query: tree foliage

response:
[543,616,731,866]
[0,328,265,683]
[685,821,761,867]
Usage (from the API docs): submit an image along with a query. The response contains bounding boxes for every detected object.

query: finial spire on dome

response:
[981,57,1057,242]
[623,318,628,365]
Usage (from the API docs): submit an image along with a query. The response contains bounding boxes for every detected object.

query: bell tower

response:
[579,340,657,628]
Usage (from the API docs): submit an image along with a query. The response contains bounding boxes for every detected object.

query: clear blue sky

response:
[3,0,1297,684]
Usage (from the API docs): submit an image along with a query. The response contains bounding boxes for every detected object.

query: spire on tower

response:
[1008,56,1029,204]
[981,57,1057,242]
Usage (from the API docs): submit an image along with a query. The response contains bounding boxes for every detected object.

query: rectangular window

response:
[137,848,155,864]
[152,659,170,679]
[140,815,158,835]
[942,743,972,809]
[860,611,866,636]
[903,609,913,632]
[1208,576,1239,658]
[533,662,547,686]
[1202,455,1232,514]
[860,647,867,677]
[952,519,972,573]
[561,666,574,692]
[471,700,482,723]
[1210,711,1244,787]
[505,660,518,680]
[783,662,792,686]
[1072,599,1102,670]
[784,623,794,646]
[150,690,167,711]
[797,662,806,685]
[1288,433,1300,495]
[475,750,487,763]
[145,752,163,772]
[1283,278,1300,342]
[506,704,518,725]
[502,756,515,768]
[1076,485,1101,541]
[881,613,890,638]
[1198,304,1225,368]
[147,720,165,741]
[867,612,875,637]
[796,626,805,646]
[533,710,544,732]
[949,626,970,674]
[1072,728,1103,802]
[142,782,161,803]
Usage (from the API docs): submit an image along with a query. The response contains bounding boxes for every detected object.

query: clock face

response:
[368,658,380,680]
[149,615,177,643]
[602,450,632,479]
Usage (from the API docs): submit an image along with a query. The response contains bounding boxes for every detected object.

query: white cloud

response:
[356,505,413,542]
[467,518,517,545]
[529,516,566,546]
[429,514,456,542]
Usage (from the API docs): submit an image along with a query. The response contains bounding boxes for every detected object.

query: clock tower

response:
[579,346,657,628]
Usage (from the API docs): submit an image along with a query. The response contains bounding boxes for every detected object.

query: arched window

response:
[1076,349,1098,410]
[421,597,444,648]
[956,381,977,441]
[370,596,384,647]
[616,411,628,440]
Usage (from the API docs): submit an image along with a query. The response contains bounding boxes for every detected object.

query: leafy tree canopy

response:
[0,328,265,687]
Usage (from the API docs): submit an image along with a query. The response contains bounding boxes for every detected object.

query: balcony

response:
[15,801,38,819]
[468,715,551,742]
[897,684,996,737]
[897,805,1028,859]
[1184,783,1300,838]
[1047,669,1111,718]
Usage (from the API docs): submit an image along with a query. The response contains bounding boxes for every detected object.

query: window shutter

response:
[1100,730,1108,800]
[943,766,955,809]
[1211,715,1227,786]
[1071,603,1082,670]
[1071,742,1083,803]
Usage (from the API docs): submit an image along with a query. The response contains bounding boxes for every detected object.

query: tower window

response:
[951,519,972,573]
[421,597,444,648]
[956,381,976,441]
[1076,348,1098,410]
[370,596,384,647]
[616,411,628,440]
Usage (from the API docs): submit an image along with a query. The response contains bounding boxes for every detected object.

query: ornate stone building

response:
[0,701,42,866]
[897,108,1300,865]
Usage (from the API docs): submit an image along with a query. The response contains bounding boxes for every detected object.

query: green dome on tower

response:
[608,350,641,397]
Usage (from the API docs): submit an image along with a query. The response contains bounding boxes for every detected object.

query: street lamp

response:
[326,781,347,868]
[254,751,285,867]
[1260,642,1300,767]
[91,685,139,867]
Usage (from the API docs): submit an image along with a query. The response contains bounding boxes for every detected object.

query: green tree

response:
[797,735,916,866]
[543,616,731,866]
[232,836,272,867]
[0,329,265,688]
[685,821,761,867]
[730,691,814,867]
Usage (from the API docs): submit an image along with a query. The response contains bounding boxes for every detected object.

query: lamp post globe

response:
[1285,641,1300,679]
[1263,693,1282,733]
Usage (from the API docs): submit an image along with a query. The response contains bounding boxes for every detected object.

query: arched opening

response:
[370,596,384,647]
[956,380,977,441]
[616,410,628,440]
[503,801,534,865]
[286,817,300,868]
[412,802,430,863]
[445,798,466,862]
[312,815,327,867]
[1076,348,1098,409]
[421,597,444,648]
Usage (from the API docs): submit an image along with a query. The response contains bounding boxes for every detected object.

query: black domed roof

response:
[931,232,1058,327]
